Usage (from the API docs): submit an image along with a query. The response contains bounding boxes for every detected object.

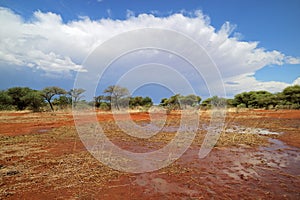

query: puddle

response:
[257,138,300,170]
[134,174,198,196]
[225,125,280,135]
[37,129,50,133]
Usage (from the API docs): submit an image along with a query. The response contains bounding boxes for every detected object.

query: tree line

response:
[0,86,86,111]
[198,85,300,110]
[0,84,299,111]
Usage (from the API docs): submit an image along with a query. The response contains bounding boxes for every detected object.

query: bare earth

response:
[0,109,299,199]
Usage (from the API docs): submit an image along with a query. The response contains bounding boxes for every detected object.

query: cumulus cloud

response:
[0,7,299,95]
[292,77,300,85]
[224,73,291,95]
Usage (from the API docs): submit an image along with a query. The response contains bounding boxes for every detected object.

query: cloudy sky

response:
[0,0,299,102]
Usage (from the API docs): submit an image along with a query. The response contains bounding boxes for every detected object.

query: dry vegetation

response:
[0,109,300,199]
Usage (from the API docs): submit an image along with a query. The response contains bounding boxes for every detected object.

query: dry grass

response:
[217,132,269,147]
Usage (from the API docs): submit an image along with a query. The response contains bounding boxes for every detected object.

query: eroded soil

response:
[0,109,299,199]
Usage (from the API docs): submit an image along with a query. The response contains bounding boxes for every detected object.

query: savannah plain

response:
[0,109,299,199]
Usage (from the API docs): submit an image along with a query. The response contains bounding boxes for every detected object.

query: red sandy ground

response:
[0,109,299,199]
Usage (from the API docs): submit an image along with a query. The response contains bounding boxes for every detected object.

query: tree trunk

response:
[48,100,54,111]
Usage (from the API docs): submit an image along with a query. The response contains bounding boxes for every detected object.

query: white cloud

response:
[292,77,300,85]
[224,73,291,95]
[0,7,299,94]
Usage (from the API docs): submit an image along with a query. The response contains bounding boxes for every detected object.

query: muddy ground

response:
[0,109,299,199]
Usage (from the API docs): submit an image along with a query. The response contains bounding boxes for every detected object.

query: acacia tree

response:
[201,96,226,108]
[0,90,13,110]
[52,95,72,109]
[160,94,201,110]
[69,88,85,108]
[41,86,66,111]
[7,87,32,110]
[129,96,153,108]
[282,85,300,106]
[104,85,129,110]
[179,94,201,108]
[21,90,44,112]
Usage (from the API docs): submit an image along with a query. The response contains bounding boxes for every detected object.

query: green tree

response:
[201,96,226,108]
[94,95,106,108]
[179,94,201,108]
[141,96,153,107]
[69,88,85,108]
[21,90,44,112]
[41,86,66,111]
[7,87,32,110]
[254,91,275,109]
[104,85,129,110]
[282,85,300,105]
[233,92,252,108]
[53,95,71,109]
[0,90,13,110]
[129,96,143,107]
[129,96,153,108]
[160,98,169,107]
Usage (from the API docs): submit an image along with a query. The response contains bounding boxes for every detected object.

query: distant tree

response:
[167,94,181,110]
[94,95,106,108]
[201,96,226,108]
[129,96,153,108]
[160,94,201,110]
[0,90,13,110]
[179,94,201,108]
[99,102,110,110]
[104,85,129,110]
[160,98,169,107]
[53,95,71,109]
[41,86,66,111]
[141,96,153,107]
[282,85,300,106]
[7,87,32,110]
[69,88,85,108]
[233,92,252,108]
[226,99,235,107]
[253,91,276,109]
[233,91,276,109]
[21,90,44,112]
[129,96,143,107]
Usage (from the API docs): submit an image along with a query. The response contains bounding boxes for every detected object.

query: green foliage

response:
[95,91,153,110]
[21,90,45,112]
[233,91,276,109]
[201,96,227,108]
[0,90,14,110]
[0,84,299,111]
[69,88,85,108]
[41,86,67,111]
[7,87,33,110]
[104,85,130,110]
[179,94,201,107]
[94,95,105,108]
[281,85,300,105]
[229,85,300,110]
[129,96,153,108]
[160,94,201,110]
[99,102,110,110]
[52,95,72,109]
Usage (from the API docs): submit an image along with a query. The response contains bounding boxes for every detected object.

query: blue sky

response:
[0,0,299,102]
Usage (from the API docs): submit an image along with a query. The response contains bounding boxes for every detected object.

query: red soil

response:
[0,109,299,199]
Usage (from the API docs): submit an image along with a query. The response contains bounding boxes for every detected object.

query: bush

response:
[99,102,110,111]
